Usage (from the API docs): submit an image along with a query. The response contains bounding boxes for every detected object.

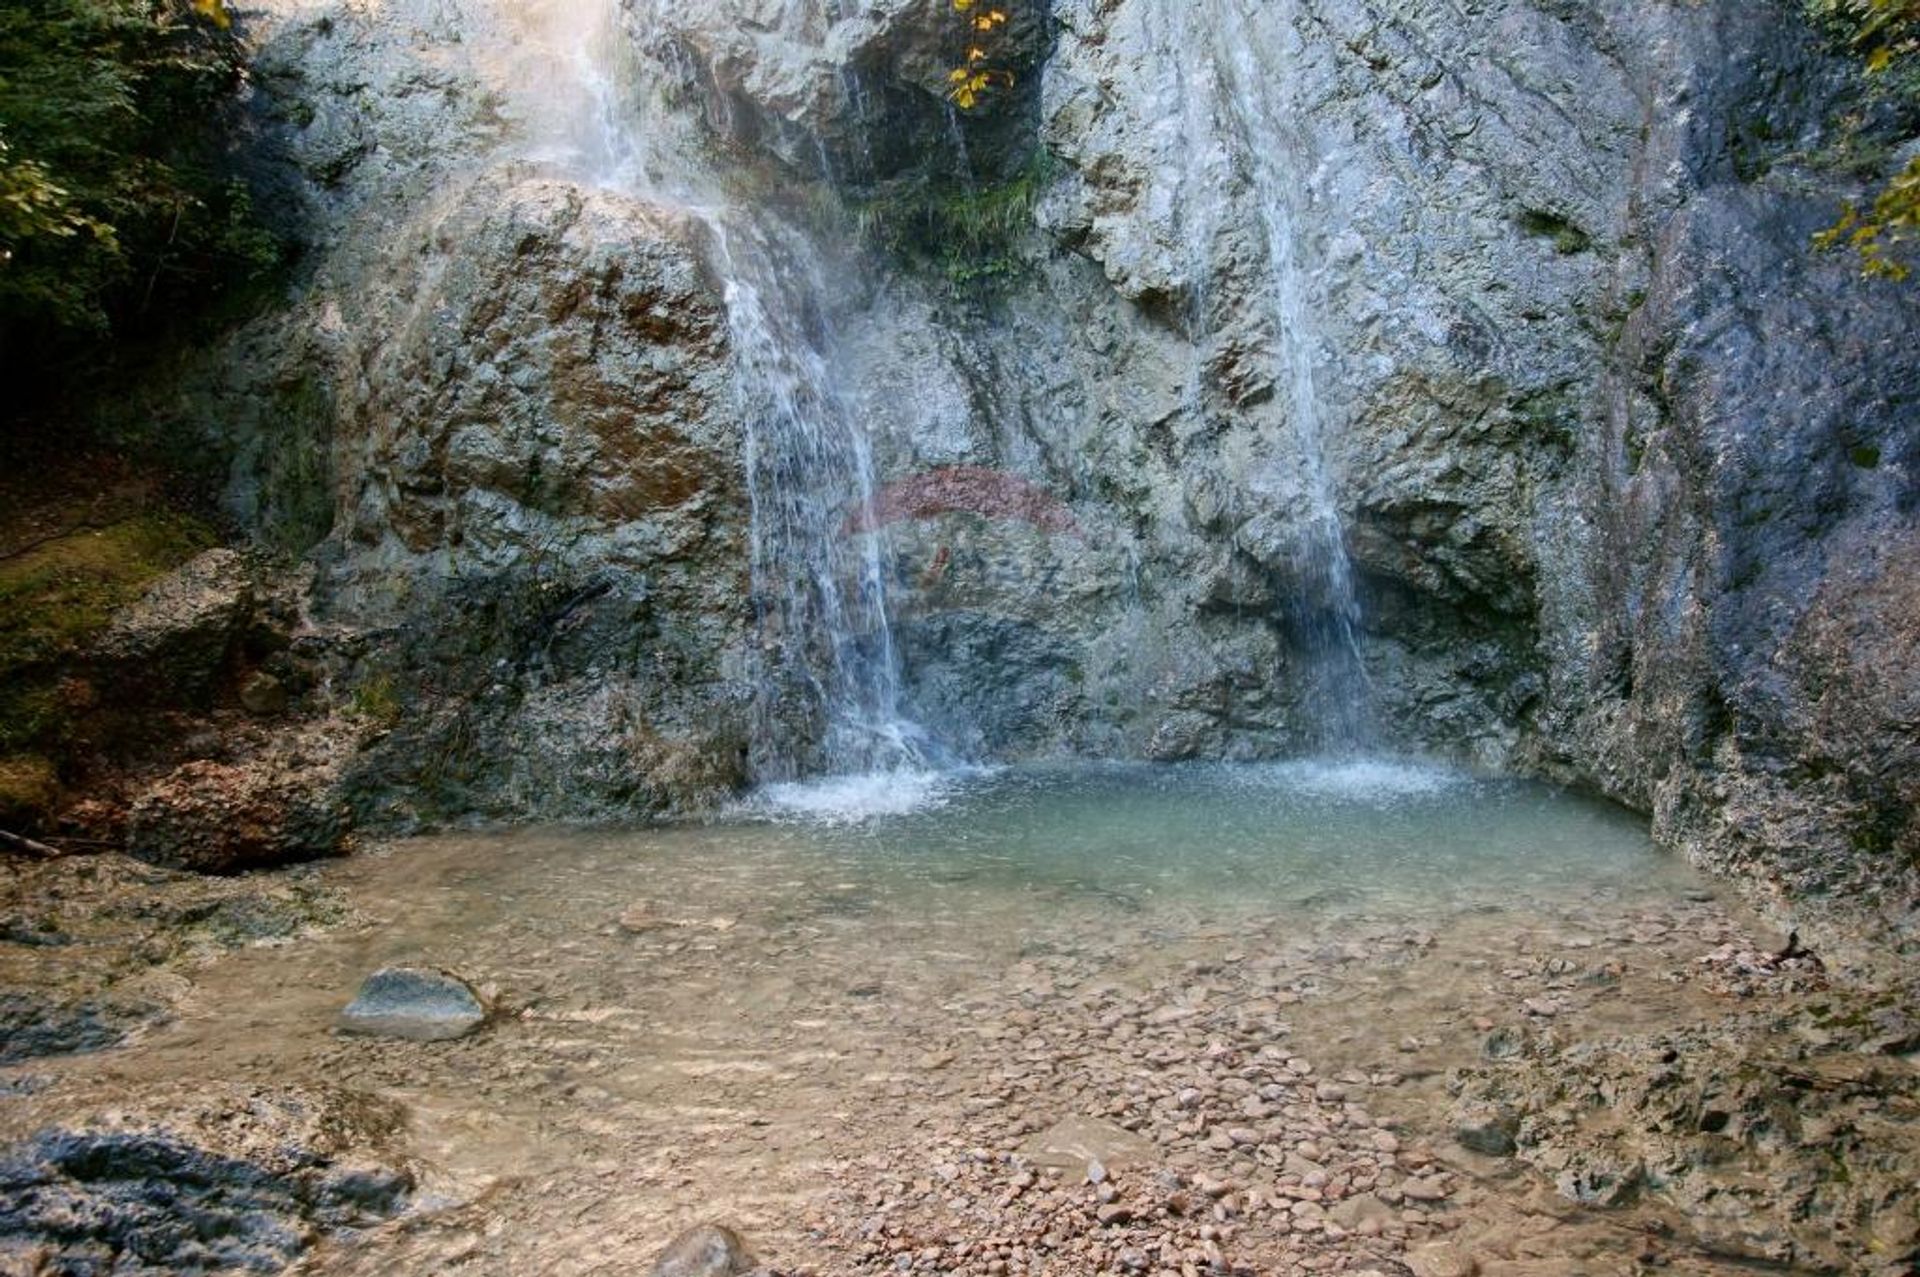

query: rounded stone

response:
[238,671,289,716]
[647,1223,757,1277]
[337,967,488,1042]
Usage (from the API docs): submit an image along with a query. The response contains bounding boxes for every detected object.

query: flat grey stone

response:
[338,967,486,1042]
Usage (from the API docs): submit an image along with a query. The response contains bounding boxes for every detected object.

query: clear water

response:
[30,761,1739,1275]
[721,760,1688,917]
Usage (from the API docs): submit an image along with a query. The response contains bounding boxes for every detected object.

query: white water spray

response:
[510,0,937,786]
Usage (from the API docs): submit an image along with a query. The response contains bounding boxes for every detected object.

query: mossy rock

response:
[0,755,60,828]
[0,512,219,832]
[0,513,215,679]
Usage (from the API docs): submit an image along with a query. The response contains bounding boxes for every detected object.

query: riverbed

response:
[3,762,1907,1276]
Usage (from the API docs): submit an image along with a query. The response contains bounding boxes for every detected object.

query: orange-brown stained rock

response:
[846,466,1079,537]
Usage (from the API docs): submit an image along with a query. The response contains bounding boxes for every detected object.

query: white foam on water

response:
[740,769,971,824]
[1250,757,1471,802]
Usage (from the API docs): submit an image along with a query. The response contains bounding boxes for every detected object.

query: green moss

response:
[0,754,60,826]
[0,513,213,668]
[0,511,213,751]
[849,149,1055,291]
[1517,208,1592,255]
[348,671,401,727]
[1848,443,1882,469]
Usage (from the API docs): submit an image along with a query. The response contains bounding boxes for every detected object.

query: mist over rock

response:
[135,0,1920,963]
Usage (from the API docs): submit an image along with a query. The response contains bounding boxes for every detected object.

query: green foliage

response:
[852,149,1052,290]
[0,0,275,339]
[1805,0,1920,277]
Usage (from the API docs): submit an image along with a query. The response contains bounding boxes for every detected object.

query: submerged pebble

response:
[648,1222,758,1277]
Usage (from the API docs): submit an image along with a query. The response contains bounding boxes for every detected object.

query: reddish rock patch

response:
[847,467,1079,537]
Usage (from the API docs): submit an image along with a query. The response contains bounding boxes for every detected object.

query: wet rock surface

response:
[0,853,350,1065]
[0,1081,411,1274]
[1451,971,1920,1274]
[0,992,163,1068]
[338,966,488,1042]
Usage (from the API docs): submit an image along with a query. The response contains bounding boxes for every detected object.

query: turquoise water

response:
[722,759,1689,919]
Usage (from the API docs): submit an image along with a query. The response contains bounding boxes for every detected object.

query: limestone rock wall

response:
[162,0,1917,956]
[982,0,1919,957]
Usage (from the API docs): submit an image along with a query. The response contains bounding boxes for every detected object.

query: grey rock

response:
[338,966,488,1042]
[0,992,162,1066]
[1451,1102,1519,1157]
[239,669,290,716]
[0,1081,411,1273]
[647,1222,757,1277]
[1453,1011,1920,1270]
[92,549,250,703]
[1555,1153,1645,1208]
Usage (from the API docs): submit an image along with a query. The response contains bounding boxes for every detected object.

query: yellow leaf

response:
[192,0,232,29]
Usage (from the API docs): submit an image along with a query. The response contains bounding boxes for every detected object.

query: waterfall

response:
[1155,0,1373,751]
[514,0,935,781]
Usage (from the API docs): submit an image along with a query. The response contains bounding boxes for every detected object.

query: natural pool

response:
[8,762,1861,1276]
[737,760,1697,919]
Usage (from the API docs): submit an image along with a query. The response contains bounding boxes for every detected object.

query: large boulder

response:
[91,549,250,704]
[126,729,352,873]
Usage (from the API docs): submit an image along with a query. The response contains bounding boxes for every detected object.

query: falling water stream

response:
[1154,0,1373,750]
[516,0,936,788]
[514,0,1380,787]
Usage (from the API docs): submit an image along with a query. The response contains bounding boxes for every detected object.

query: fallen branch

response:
[0,828,64,859]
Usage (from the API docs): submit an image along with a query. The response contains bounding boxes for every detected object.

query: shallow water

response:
[19,761,1778,1275]
[734,760,1691,920]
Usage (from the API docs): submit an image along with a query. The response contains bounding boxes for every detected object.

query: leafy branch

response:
[947,0,1014,111]
[0,0,273,340]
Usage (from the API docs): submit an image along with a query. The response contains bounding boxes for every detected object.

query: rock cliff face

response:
[166,0,1915,957]
[161,0,757,825]
[1017,0,1920,960]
